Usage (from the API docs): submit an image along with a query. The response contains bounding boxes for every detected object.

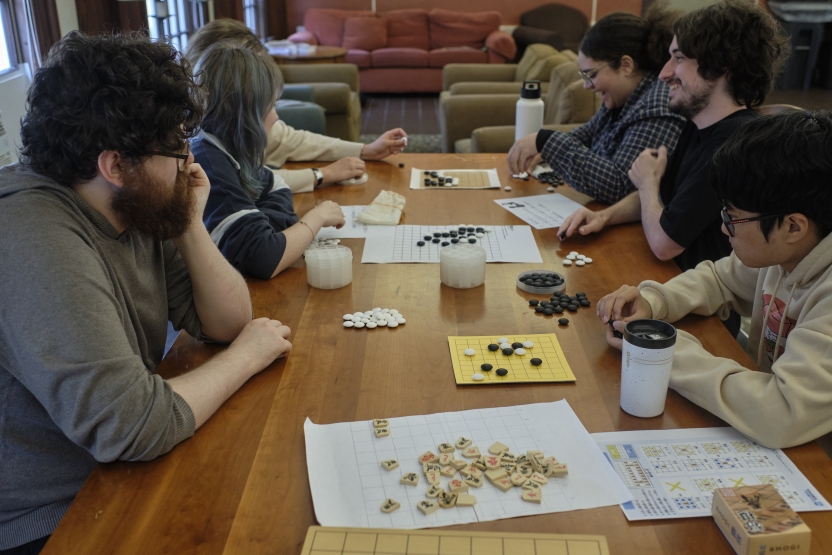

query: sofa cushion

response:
[345,49,371,69]
[515,44,560,82]
[371,48,428,68]
[428,9,501,50]
[304,8,375,47]
[428,48,488,68]
[381,9,430,50]
[343,16,386,51]
[544,61,583,124]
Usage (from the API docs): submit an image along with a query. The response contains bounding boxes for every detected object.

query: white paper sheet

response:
[316,206,371,239]
[494,194,584,230]
[409,168,501,190]
[304,401,633,529]
[361,225,542,264]
[592,427,831,521]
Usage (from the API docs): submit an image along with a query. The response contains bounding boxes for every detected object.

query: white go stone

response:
[351,317,362,323]
[498,337,509,344]
[569,251,578,256]
[464,348,476,356]
[343,321,355,328]
[515,348,526,356]
[499,343,512,350]
[547,187,555,192]
[584,257,593,264]
[390,309,399,315]
[566,254,577,260]
[362,318,370,323]
[563,259,573,266]
[485,227,493,232]
[576,260,586,266]
[504,186,512,191]
[472,373,485,381]
[364,310,374,316]
[378,320,388,327]
[343,314,353,320]
[373,307,381,312]
[366,322,378,329]
[577,254,586,260]
[476,233,484,238]
[396,318,406,324]
[388,321,399,328]
[354,322,365,328]
[382,308,390,313]
[522,341,534,348]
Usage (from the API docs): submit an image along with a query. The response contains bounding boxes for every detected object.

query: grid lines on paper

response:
[448,334,575,385]
[346,406,573,530]
[392,225,503,263]
[413,169,496,190]
[302,526,610,555]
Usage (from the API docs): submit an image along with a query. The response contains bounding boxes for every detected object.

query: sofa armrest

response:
[277,63,360,93]
[439,94,518,153]
[281,84,316,103]
[448,82,549,96]
[287,31,318,45]
[307,83,352,114]
[470,123,582,153]
[442,64,517,90]
[485,30,517,63]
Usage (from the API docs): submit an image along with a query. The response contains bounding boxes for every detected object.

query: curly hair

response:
[674,0,790,108]
[185,19,268,65]
[19,31,203,187]
[580,2,681,73]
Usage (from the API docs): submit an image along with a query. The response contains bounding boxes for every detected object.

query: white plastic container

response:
[305,245,352,289]
[620,319,677,418]
[515,80,544,141]
[440,244,486,289]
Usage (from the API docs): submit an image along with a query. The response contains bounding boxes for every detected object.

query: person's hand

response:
[507,133,540,175]
[557,207,607,240]
[306,200,346,229]
[320,157,366,184]
[628,146,668,191]
[597,285,654,350]
[361,128,408,160]
[184,162,211,221]
[227,317,293,371]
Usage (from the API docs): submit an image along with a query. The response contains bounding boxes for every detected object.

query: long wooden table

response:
[42,154,832,554]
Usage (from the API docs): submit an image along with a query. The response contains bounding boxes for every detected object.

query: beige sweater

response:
[639,233,832,449]
[264,120,363,193]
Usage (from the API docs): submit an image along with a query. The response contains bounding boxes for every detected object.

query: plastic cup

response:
[305,245,352,289]
[620,319,677,418]
[440,244,486,289]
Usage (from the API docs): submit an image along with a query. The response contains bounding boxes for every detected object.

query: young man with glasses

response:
[595,111,832,450]
[0,33,293,554]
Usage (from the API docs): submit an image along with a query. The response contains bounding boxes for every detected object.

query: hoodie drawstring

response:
[772,281,798,364]
[757,271,784,367]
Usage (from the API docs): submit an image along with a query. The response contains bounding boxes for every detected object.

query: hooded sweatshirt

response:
[0,164,200,548]
[638,233,832,449]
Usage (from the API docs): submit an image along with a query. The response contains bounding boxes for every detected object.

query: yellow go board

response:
[448,334,576,385]
[301,526,610,555]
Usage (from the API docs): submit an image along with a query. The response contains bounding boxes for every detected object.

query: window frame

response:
[0,0,21,75]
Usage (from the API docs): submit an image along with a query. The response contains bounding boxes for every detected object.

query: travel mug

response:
[620,319,677,417]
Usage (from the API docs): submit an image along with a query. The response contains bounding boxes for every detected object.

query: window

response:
[146,0,209,51]
[0,0,19,74]
[243,0,264,39]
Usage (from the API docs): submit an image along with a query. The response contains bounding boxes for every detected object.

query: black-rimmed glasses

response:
[578,63,609,87]
[146,140,191,172]
[721,204,787,237]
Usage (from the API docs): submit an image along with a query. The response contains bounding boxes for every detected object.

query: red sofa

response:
[288,8,516,93]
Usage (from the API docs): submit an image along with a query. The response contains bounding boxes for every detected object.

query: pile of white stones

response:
[342,308,406,329]
[563,251,592,266]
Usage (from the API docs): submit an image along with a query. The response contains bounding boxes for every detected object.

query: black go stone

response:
[495,368,508,376]
[476,227,485,232]
[529,299,539,306]
[576,292,587,297]
[399,163,405,168]
[554,306,564,314]
[580,299,591,307]
[424,171,430,175]
[467,227,475,232]
[441,241,449,246]
[530,358,542,366]
[488,343,500,351]
[442,232,450,237]
[432,238,440,243]
[430,171,438,177]
[558,318,569,325]
[433,232,441,237]
[423,235,432,240]
[511,342,523,349]
[534,306,545,313]
[450,231,458,237]
[458,227,466,233]
[543,308,554,315]
[416,241,425,247]
[468,238,477,244]
[559,301,570,308]
[481,363,493,371]
[567,304,578,312]
[502,347,514,355]
[451,238,459,244]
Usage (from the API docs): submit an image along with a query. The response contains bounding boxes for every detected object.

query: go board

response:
[448,334,575,385]
[301,526,610,555]
[409,168,501,190]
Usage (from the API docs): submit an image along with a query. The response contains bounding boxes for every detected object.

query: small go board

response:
[301,526,610,555]
[409,168,501,190]
[448,334,575,385]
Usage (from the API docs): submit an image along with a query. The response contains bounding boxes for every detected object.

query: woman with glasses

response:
[191,41,346,280]
[507,6,686,204]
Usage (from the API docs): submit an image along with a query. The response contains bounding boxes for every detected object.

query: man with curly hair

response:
[558,0,789,335]
[0,32,293,554]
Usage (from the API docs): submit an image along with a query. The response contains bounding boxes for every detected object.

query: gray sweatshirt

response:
[0,164,201,548]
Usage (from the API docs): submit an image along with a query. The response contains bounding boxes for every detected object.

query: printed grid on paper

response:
[346,407,573,530]
[448,334,575,385]
[392,225,502,263]
[412,169,497,190]
[302,527,610,555]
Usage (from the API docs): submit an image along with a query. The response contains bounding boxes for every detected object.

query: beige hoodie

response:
[638,233,832,449]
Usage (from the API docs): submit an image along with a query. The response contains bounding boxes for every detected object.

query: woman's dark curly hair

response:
[674,0,790,108]
[19,31,204,187]
[580,2,681,73]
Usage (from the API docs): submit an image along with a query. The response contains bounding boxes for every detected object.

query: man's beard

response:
[111,163,195,241]
[668,80,715,120]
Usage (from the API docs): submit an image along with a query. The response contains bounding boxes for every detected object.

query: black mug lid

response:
[521,80,542,99]
[623,319,677,349]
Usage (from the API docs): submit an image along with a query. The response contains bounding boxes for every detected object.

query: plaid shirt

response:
[539,73,685,204]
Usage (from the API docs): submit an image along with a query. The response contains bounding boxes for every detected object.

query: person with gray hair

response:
[186,19,407,193]
[191,40,346,280]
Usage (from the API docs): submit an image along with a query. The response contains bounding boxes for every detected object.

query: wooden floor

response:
[360,89,832,135]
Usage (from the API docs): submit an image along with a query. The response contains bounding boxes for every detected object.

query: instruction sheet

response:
[592,427,831,521]
[361,225,542,263]
[305,401,632,529]
[316,206,371,239]
[495,193,584,229]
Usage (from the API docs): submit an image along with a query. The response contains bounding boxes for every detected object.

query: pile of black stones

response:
[537,171,566,187]
[519,272,564,289]
[529,291,591,318]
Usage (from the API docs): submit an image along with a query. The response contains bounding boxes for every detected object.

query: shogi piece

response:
[493,477,514,492]
[484,456,501,470]
[381,499,400,513]
[438,442,455,453]
[373,419,389,428]
[510,473,527,486]
[455,437,473,449]
[461,446,481,458]
[450,459,468,470]
[522,479,541,491]
[425,471,441,486]
[531,472,549,485]
[418,500,439,515]
[471,457,487,471]
[456,493,477,507]
[400,473,419,486]
[374,427,390,438]
[419,451,438,464]
[448,479,469,493]
[465,475,484,488]
[440,466,456,478]
[380,459,399,471]
[522,489,543,504]
[550,464,569,477]
[438,492,458,509]
[426,484,444,498]
[489,441,510,455]
[485,469,508,485]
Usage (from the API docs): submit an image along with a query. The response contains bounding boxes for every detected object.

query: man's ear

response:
[785,213,811,244]
[619,55,636,77]
[97,151,126,188]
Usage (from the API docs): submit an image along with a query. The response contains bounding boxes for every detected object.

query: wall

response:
[55,0,79,35]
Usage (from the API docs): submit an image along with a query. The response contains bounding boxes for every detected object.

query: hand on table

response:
[228,317,293,372]
[361,128,408,160]
[596,285,654,350]
[628,146,667,192]
[557,207,607,240]
[305,200,346,229]
[321,157,365,184]
[507,133,540,175]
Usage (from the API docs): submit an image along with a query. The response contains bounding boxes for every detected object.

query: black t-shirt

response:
[659,109,757,272]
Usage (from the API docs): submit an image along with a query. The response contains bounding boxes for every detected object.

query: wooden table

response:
[272,46,347,65]
[42,154,832,554]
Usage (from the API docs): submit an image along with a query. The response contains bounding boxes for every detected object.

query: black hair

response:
[711,111,832,240]
[674,0,790,108]
[579,2,680,73]
[19,31,203,187]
